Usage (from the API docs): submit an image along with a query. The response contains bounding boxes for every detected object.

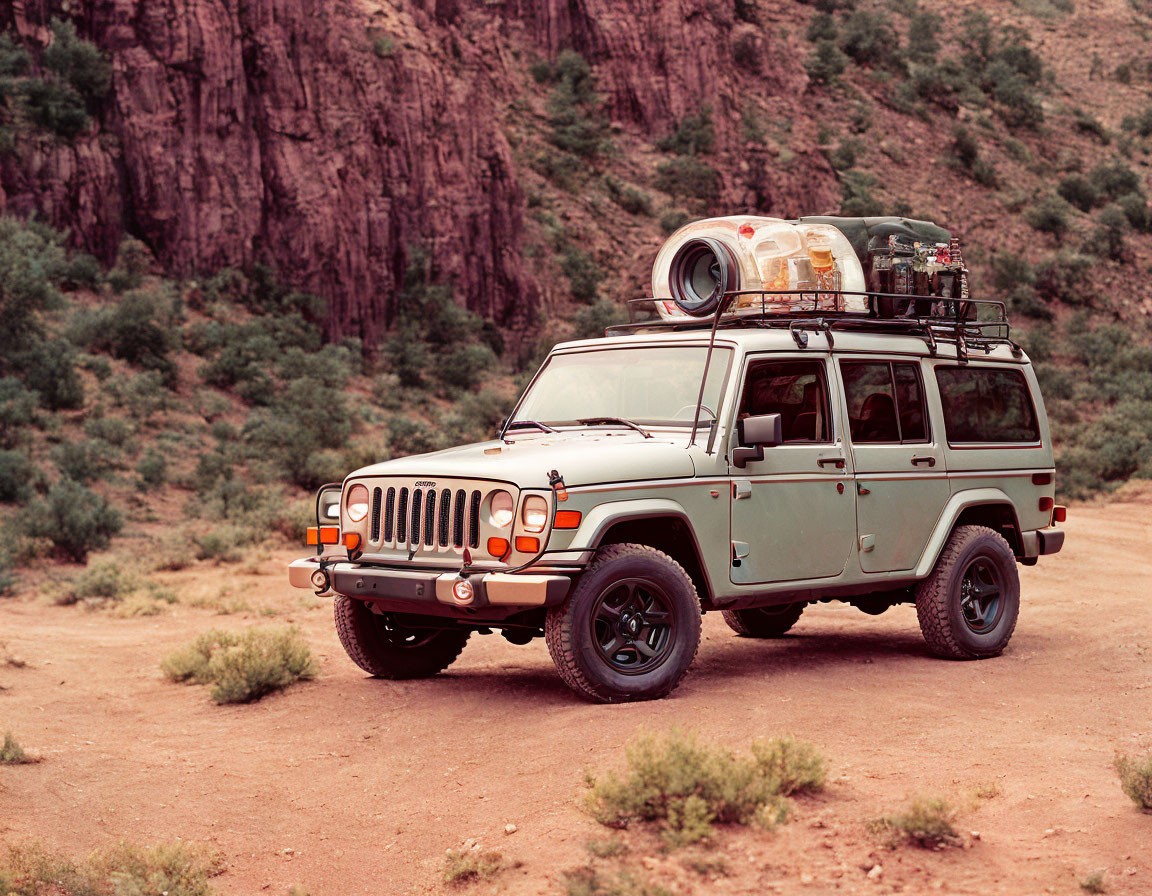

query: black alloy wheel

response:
[591,578,675,675]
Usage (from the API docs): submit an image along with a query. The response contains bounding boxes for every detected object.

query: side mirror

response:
[732,413,783,468]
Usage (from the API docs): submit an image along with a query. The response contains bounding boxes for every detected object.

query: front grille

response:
[365,477,512,557]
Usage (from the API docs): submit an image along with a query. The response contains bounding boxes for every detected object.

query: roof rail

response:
[606,290,1020,363]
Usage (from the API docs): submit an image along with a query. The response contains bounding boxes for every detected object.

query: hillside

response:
[2,0,1152,578]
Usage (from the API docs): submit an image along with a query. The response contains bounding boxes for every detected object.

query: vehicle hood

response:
[351,430,696,489]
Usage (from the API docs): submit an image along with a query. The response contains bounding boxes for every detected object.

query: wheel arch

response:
[568,499,713,604]
[915,489,1024,578]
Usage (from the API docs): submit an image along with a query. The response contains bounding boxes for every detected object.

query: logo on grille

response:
[414,480,437,487]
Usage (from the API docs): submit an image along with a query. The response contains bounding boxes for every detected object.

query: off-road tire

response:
[334,597,470,679]
[915,525,1020,659]
[545,544,702,703]
[721,603,805,638]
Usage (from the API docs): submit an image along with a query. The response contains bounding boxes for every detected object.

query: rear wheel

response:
[545,544,701,703]
[721,603,805,638]
[334,598,470,678]
[915,525,1020,659]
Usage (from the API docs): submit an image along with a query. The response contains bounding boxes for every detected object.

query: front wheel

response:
[915,525,1020,659]
[545,544,702,703]
[334,598,470,678]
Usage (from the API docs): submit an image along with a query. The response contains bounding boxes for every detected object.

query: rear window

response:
[934,366,1040,444]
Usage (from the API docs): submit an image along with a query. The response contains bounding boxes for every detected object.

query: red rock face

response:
[1,0,838,343]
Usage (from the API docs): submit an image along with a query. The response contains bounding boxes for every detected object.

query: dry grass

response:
[1,731,36,764]
[162,625,317,704]
[1080,870,1107,893]
[584,730,825,847]
[869,796,961,848]
[561,866,670,896]
[1114,752,1152,812]
[443,846,505,885]
[0,840,223,896]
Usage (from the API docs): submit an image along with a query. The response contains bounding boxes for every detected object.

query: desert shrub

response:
[372,35,395,58]
[1025,195,1073,240]
[0,840,223,895]
[1058,174,1100,212]
[53,439,116,483]
[1114,752,1152,812]
[106,370,168,420]
[805,39,847,84]
[57,559,132,606]
[571,300,628,340]
[1055,401,1152,497]
[657,109,715,156]
[74,290,178,384]
[1090,204,1129,261]
[192,526,248,563]
[950,126,996,186]
[162,625,317,703]
[870,796,959,847]
[1080,871,1106,893]
[838,9,901,69]
[1071,108,1109,143]
[387,415,441,456]
[654,157,719,200]
[62,251,103,289]
[543,51,609,160]
[0,449,34,503]
[42,18,111,102]
[22,477,123,561]
[20,78,88,137]
[0,732,32,764]
[1087,160,1143,203]
[585,730,823,846]
[806,12,837,42]
[840,170,882,216]
[443,846,505,884]
[828,137,862,171]
[559,247,602,303]
[443,389,515,444]
[15,338,83,411]
[1121,105,1152,137]
[0,378,38,448]
[1117,193,1151,232]
[84,415,135,447]
[905,9,942,64]
[659,208,693,235]
[604,177,652,216]
[135,450,167,488]
[990,252,1036,293]
[1034,252,1093,303]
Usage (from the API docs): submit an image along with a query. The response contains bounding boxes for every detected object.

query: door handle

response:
[817,457,845,469]
[911,455,936,467]
[732,479,752,500]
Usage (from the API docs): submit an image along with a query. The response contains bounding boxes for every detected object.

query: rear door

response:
[838,358,948,573]
[729,355,856,585]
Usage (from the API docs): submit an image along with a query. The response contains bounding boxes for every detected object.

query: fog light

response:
[310,568,329,591]
[451,578,474,605]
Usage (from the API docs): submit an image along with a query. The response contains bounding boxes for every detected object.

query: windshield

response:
[513,345,733,427]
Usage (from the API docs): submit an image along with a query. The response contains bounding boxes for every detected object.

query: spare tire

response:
[669,237,740,317]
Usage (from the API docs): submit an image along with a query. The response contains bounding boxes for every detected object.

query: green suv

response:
[290,217,1065,703]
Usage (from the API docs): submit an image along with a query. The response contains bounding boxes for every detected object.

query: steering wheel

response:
[675,404,715,421]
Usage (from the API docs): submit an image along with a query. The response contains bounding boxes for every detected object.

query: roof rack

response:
[605,290,1021,364]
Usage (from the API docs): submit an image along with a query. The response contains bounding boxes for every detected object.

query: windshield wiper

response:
[577,417,652,439]
[505,420,557,434]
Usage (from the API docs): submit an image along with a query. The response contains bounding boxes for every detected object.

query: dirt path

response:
[2,497,1150,895]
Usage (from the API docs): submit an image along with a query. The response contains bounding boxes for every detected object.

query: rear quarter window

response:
[934,366,1040,444]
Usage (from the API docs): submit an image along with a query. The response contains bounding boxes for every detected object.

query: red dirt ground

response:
[1,494,1150,895]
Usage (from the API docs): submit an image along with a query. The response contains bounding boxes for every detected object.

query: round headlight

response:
[346,484,370,523]
[489,490,514,528]
[521,495,549,533]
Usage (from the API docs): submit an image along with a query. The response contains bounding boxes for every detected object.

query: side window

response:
[935,366,1040,443]
[738,360,831,443]
[841,360,929,444]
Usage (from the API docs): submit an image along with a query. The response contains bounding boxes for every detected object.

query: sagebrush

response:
[162,626,317,704]
[1114,752,1152,812]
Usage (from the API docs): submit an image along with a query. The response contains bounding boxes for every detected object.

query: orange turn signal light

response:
[307,526,341,546]
[554,510,582,529]
[487,537,510,558]
[1053,505,1067,523]
[514,536,540,554]
[343,532,362,551]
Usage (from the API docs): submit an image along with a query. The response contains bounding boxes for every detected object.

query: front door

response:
[838,359,949,573]
[729,356,856,585]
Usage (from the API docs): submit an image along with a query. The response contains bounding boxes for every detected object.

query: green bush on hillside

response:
[0,377,38,448]
[22,477,123,561]
[654,157,719,200]
[42,18,111,102]
[657,109,715,156]
[541,51,610,160]
[0,449,34,504]
[805,39,847,85]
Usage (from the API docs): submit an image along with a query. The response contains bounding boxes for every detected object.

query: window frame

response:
[933,363,1042,448]
[735,357,834,446]
[839,359,931,446]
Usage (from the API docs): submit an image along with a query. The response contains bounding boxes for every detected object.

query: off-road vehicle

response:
[290,215,1065,703]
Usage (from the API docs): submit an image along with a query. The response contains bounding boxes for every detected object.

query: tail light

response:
[1053,505,1067,523]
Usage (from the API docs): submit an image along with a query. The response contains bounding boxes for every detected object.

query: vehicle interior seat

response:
[858,392,900,442]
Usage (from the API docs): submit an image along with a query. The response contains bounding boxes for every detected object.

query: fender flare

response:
[914,488,1021,578]
[566,498,699,551]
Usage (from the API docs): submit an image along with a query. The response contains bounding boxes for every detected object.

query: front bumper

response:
[288,558,571,612]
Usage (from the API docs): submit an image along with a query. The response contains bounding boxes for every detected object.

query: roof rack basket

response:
[606,290,1021,363]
